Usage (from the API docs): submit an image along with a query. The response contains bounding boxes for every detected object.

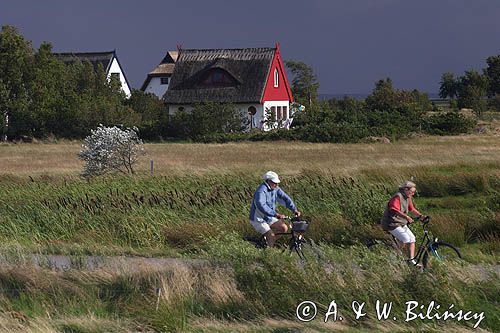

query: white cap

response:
[263,171,280,183]
[399,180,416,189]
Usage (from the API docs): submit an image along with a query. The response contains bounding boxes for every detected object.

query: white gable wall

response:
[144,77,171,98]
[107,57,131,98]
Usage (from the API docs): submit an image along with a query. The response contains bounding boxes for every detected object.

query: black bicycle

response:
[244,217,322,261]
[371,216,462,269]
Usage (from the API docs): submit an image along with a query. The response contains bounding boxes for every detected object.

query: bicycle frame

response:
[412,220,437,264]
[391,217,438,263]
[270,219,309,258]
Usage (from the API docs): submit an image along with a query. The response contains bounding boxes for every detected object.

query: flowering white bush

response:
[78,125,145,177]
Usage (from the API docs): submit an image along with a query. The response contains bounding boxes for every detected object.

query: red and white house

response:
[163,44,295,130]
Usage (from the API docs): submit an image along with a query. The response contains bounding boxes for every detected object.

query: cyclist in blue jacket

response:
[249,171,301,247]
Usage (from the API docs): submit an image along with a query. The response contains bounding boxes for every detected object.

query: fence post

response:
[150,160,154,176]
[155,287,161,311]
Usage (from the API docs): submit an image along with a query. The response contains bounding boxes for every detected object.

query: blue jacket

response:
[249,182,297,222]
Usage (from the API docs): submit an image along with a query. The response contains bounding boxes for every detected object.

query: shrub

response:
[78,125,145,177]
[167,102,248,140]
[489,94,500,112]
[423,111,476,135]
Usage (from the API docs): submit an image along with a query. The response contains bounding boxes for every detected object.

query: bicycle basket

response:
[291,220,309,232]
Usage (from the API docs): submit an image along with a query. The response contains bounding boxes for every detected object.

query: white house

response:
[163,44,296,130]
[54,50,131,97]
[141,51,177,98]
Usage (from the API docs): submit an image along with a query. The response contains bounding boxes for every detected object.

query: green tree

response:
[439,72,458,99]
[365,78,398,112]
[456,70,488,115]
[365,78,430,135]
[284,60,320,109]
[29,42,69,137]
[126,90,167,140]
[63,60,138,138]
[484,55,500,98]
[168,102,247,139]
[92,64,139,129]
[0,25,34,140]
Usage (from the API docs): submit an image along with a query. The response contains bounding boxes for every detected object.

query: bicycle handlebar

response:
[283,216,304,222]
[415,215,430,224]
[282,216,310,233]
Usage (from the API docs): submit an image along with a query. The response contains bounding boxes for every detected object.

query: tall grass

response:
[0,139,498,331]
[0,240,497,332]
[0,168,498,253]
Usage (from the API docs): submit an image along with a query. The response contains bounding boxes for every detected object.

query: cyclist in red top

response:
[381,181,426,265]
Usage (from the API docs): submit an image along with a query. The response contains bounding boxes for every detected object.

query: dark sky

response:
[2,0,500,94]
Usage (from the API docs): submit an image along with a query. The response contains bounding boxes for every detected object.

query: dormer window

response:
[274,68,279,88]
[201,68,235,87]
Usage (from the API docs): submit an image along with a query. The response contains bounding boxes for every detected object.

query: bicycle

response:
[370,216,462,269]
[244,216,322,261]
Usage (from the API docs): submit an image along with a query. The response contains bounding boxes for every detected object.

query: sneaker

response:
[409,259,423,270]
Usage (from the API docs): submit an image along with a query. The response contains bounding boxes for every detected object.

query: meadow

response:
[0,135,498,332]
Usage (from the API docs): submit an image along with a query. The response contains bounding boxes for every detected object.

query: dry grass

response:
[0,314,135,333]
[1,135,499,177]
[158,264,244,307]
[0,142,83,175]
[187,317,493,333]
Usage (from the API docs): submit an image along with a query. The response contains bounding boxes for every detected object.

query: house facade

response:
[141,51,177,98]
[54,50,131,98]
[163,44,294,130]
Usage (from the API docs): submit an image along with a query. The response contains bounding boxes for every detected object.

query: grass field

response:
[1,135,499,176]
[0,134,498,332]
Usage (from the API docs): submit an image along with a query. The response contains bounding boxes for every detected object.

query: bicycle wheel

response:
[422,241,462,268]
[243,235,267,249]
[294,237,324,262]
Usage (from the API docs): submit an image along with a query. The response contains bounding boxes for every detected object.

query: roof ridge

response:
[53,51,115,55]
[180,47,275,52]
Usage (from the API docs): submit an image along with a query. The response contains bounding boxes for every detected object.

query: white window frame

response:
[274,68,279,88]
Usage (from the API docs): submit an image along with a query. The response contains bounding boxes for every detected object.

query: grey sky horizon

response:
[2,0,500,94]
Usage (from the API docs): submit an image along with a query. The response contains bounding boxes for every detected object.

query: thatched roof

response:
[53,51,115,72]
[163,47,276,104]
[141,51,178,90]
[148,63,176,76]
[162,51,178,63]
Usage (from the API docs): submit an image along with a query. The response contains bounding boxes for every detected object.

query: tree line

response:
[0,25,165,141]
[439,55,500,115]
[1,25,497,143]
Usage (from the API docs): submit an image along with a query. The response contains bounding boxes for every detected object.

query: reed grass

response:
[0,137,498,331]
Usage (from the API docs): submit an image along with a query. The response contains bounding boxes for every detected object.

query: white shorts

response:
[389,225,416,244]
[250,217,279,235]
